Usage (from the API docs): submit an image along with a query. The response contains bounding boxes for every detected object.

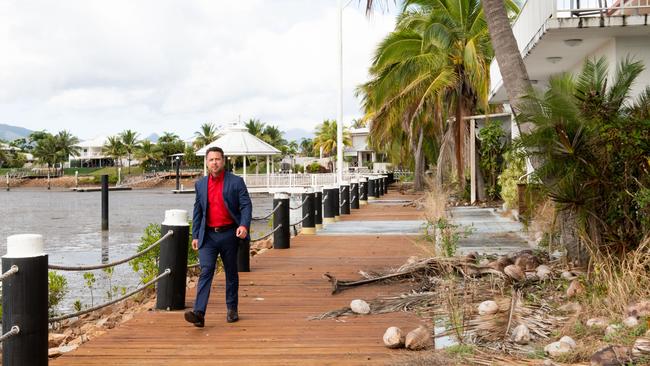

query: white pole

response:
[266,156,270,188]
[243,155,247,183]
[336,0,343,184]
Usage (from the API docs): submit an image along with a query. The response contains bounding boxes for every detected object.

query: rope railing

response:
[0,326,20,343]
[290,196,309,210]
[350,195,357,202]
[323,194,329,201]
[252,202,282,221]
[48,231,174,271]
[339,200,347,207]
[0,265,19,281]
[49,268,171,323]
[290,213,310,227]
[251,224,283,243]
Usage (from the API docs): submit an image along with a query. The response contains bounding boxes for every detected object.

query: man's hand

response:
[236,226,248,239]
[191,239,198,250]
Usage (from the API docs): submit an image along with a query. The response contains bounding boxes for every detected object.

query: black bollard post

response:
[322,187,335,224]
[2,234,48,366]
[101,174,109,231]
[374,177,381,199]
[359,177,368,205]
[273,193,290,249]
[340,183,350,215]
[385,175,390,193]
[314,189,323,229]
[367,178,376,201]
[156,210,189,310]
[378,177,384,197]
[350,180,359,209]
[237,238,251,272]
[301,191,316,234]
[333,186,340,221]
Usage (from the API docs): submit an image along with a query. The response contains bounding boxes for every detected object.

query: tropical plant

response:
[497,149,525,209]
[478,120,506,200]
[516,57,650,262]
[193,123,218,149]
[119,129,141,174]
[102,136,126,173]
[83,272,97,307]
[48,271,68,316]
[157,132,185,166]
[32,134,59,173]
[261,125,286,150]
[136,140,163,171]
[313,120,351,158]
[350,118,366,128]
[299,138,314,157]
[245,118,266,138]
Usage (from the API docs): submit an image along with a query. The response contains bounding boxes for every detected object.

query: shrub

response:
[48,271,69,316]
[130,222,199,283]
[497,149,526,209]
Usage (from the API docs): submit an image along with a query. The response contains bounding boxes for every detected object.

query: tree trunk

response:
[481,0,532,126]
[558,209,589,267]
[413,127,425,191]
[455,97,464,182]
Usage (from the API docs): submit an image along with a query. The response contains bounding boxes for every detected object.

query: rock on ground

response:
[478,300,499,315]
[590,345,632,366]
[383,326,405,349]
[350,299,371,314]
[405,326,432,350]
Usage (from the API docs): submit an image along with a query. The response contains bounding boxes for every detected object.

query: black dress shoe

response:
[184,310,205,328]
[226,309,239,323]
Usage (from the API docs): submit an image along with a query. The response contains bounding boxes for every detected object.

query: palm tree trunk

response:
[413,127,425,191]
[481,0,532,125]
[455,97,464,182]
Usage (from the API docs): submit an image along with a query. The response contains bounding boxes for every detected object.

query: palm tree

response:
[517,57,650,263]
[102,136,126,174]
[313,120,351,158]
[350,118,366,129]
[299,138,314,157]
[32,134,59,173]
[54,130,81,172]
[193,123,218,149]
[358,24,456,190]
[245,118,266,138]
[119,129,140,174]
[158,132,180,144]
[157,132,184,166]
[481,0,531,124]
[136,140,163,171]
[261,125,287,149]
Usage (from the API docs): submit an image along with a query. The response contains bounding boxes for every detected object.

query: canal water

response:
[0,188,303,313]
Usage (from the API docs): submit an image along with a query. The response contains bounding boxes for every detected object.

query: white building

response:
[70,136,114,168]
[344,127,389,172]
[471,0,650,203]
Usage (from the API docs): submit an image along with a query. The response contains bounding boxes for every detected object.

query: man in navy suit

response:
[184,146,252,327]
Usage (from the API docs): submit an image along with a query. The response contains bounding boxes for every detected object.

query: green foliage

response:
[422,217,473,257]
[445,344,475,357]
[183,145,202,169]
[130,222,198,283]
[517,57,650,252]
[497,149,526,209]
[83,272,96,307]
[48,271,69,316]
[313,120,351,158]
[306,162,326,173]
[73,299,83,312]
[478,121,507,200]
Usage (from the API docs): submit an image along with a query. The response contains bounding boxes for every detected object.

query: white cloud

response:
[0,1,395,140]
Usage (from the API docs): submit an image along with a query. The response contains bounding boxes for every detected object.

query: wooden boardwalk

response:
[51,191,427,365]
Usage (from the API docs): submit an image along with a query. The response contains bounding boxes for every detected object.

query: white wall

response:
[616,36,650,98]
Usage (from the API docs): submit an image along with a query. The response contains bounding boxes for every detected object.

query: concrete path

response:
[449,206,531,255]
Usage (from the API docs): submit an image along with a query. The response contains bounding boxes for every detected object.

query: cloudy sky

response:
[0,1,396,141]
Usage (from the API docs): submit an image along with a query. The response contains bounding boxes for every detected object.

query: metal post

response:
[156,210,189,310]
[175,157,181,191]
[47,171,50,190]
[379,177,385,197]
[101,174,109,231]
[350,180,359,209]
[5,172,9,191]
[323,186,335,224]
[340,182,350,215]
[75,170,79,188]
[2,234,48,366]
[314,188,323,229]
[359,177,368,205]
[273,193,290,249]
[367,178,376,201]
[333,186,340,221]
[301,191,315,235]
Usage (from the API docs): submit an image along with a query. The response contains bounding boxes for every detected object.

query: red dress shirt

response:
[207,171,234,227]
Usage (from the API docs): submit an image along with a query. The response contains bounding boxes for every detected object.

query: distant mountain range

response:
[0,123,33,141]
[283,128,312,142]
[144,133,159,143]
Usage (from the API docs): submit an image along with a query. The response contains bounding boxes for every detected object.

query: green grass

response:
[444,344,474,357]
[63,167,102,175]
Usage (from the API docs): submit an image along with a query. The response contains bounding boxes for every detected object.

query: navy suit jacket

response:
[192,171,253,249]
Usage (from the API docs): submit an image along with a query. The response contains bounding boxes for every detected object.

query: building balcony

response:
[489,0,650,103]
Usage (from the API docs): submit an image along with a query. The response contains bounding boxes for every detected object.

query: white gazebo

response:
[196,124,281,183]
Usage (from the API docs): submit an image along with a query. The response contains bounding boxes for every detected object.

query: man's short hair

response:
[205,146,225,159]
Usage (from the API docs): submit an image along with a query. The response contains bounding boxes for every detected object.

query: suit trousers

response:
[194,228,239,314]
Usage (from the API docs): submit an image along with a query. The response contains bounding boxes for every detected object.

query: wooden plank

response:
[51,191,427,365]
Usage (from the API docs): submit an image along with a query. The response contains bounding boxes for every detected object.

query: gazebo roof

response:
[196,124,281,156]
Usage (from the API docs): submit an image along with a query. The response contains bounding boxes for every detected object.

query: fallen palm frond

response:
[323,257,504,294]
[467,348,588,365]
[309,291,440,320]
